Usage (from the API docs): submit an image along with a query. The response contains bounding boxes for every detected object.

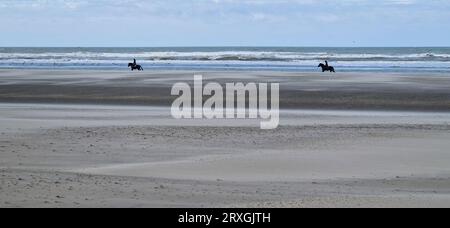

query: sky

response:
[0,0,449,47]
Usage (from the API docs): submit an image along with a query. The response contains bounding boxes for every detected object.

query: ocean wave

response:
[1,51,449,62]
[1,48,450,72]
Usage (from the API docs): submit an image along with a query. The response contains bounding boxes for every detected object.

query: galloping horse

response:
[318,62,336,73]
[128,63,144,71]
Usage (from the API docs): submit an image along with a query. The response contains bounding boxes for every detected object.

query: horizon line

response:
[1,46,450,48]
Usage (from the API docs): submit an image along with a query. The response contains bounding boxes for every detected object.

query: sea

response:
[0,47,449,73]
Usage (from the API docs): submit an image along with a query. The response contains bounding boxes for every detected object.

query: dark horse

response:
[128,63,144,71]
[318,63,335,73]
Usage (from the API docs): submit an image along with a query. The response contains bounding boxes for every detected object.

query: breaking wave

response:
[1,47,449,72]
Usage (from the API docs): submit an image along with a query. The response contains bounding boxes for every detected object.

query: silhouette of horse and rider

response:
[318,60,335,73]
[128,59,144,71]
[128,58,335,73]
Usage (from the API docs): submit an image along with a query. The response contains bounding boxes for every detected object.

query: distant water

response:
[0,47,449,73]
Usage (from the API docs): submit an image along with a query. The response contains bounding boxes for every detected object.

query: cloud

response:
[0,0,431,10]
[1,0,448,23]
[0,0,449,46]
[0,0,446,14]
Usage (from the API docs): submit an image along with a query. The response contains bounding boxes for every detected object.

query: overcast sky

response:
[0,0,449,47]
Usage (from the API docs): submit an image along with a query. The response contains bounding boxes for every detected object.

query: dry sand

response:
[1,70,450,208]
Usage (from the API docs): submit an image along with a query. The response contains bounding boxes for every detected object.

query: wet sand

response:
[1,70,450,111]
[1,70,450,208]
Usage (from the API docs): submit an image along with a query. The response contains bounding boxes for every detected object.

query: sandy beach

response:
[1,70,450,208]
